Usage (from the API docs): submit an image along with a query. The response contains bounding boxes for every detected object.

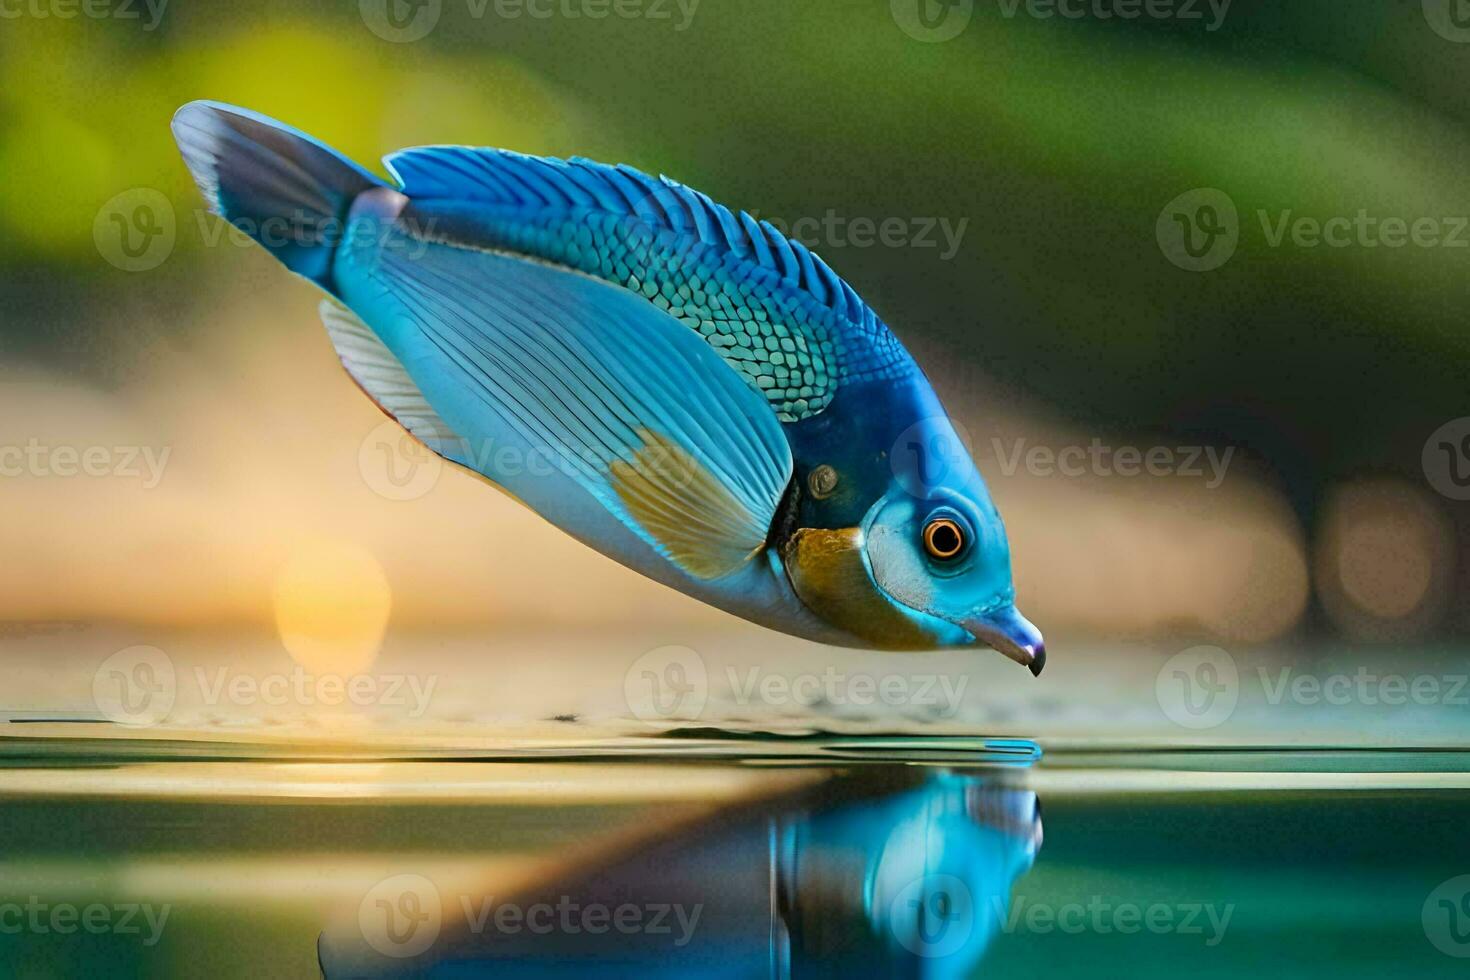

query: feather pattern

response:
[319,300,468,462]
[342,230,795,580]
[385,146,917,421]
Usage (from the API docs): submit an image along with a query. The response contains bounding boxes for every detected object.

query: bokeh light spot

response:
[1316,478,1454,642]
[273,540,392,676]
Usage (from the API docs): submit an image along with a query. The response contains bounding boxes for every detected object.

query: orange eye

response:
[923,518,966,560]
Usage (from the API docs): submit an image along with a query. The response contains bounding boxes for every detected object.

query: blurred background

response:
[2,0,1469,736]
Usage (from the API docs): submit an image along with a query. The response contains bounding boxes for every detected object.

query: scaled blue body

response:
[172,102,1045,672]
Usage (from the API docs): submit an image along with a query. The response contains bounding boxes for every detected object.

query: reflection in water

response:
[320,769,1042,978]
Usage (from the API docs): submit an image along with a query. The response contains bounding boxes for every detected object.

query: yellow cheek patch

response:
[781,527,939,651]
[610,428,769,580]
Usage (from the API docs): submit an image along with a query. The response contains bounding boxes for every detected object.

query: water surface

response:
[1,738,1466,977]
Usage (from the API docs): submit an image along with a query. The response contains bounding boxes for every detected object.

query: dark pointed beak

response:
[961,605,1046,676]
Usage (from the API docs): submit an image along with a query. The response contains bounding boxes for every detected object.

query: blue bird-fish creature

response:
[171,102,1045,673]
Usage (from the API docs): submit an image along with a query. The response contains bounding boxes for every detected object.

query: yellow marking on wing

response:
[609,429,766,580]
